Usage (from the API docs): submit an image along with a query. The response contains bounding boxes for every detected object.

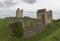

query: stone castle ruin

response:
[37,9,52,25]
[8,8,52,38]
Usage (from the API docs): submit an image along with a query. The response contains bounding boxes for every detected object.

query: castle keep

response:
[8,8,52,38]
[37,9,52,25]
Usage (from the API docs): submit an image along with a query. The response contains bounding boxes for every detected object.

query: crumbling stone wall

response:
[8,17,47,38]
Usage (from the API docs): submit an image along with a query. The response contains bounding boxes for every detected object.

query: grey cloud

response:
[22,0,36,4]
[0,3,3,6]
[4,0,17,7]
[0,2,5,7]
[0,0,18,8]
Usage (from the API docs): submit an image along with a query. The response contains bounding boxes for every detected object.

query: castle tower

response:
[37,9,46,20]
[37,9,52,25]
[16,8,23,18]
[45,10,52,25]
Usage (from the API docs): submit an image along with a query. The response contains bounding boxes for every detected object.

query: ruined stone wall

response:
[23,18,45,38]
[8,17,47,38]
[8,8,52,38]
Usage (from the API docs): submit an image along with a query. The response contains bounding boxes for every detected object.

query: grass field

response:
[0,18,60,41]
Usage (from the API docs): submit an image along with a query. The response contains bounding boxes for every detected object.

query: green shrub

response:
[10,22,24,38]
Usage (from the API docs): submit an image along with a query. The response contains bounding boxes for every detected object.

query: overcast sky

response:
[0,0,60,19]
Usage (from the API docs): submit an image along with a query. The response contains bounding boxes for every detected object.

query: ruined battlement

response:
[37,9,46,13]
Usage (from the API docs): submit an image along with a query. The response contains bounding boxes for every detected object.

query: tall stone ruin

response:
[16,8,23,18]
[8,8,53,38]
[37,9,52,25]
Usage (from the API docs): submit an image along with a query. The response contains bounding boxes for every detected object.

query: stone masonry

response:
[16,8,23,18]
[37,9,52,25]
[8,8,53,38]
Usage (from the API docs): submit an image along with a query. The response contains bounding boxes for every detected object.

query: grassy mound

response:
[0,18,60,41]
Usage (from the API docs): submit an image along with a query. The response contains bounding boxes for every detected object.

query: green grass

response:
[0,18,60,41]
[41,28,60,41]
[40,20,60,41]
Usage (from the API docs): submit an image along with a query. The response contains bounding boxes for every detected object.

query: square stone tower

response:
[16,8,23,18]
[37,9,52,25]
[37,9,46,23]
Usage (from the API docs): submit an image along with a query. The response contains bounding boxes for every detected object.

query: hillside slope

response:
[0,18,60,41]
[41,28,60,41]
[41,19,60,41]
